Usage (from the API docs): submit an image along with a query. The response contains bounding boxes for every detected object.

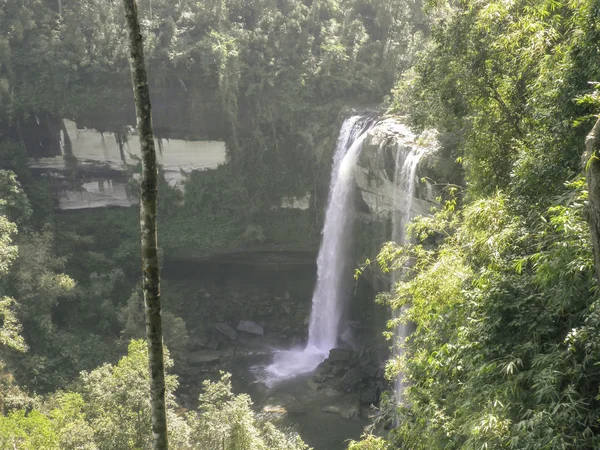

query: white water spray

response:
[266,116,374,381]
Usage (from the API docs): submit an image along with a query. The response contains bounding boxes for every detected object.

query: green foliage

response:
[0,296,27,353]
[392,0,600,202]
[118,291,189,363]
[0,215,17,279]
[0,409,58,450]
[352,4,600,448]
[0,170,32,225]
[378,184,600,449]
[0,342,309,450]
[189,372,310,450]
[0,141,54,226]
[0,173,27,356]
[347,434,389,450]
[47,393,97,450]
[75,340,185,450]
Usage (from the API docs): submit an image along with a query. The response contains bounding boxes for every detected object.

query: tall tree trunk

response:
[121,1,168,449]
[585,117,600,284]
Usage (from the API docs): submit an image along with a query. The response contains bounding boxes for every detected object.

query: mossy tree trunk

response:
[121,1,168,449]
[585,117,600,284]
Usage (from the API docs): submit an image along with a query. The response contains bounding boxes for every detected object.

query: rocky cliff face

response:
[350,116,457,289]
[355,117,440,222]
[28,119,227,210]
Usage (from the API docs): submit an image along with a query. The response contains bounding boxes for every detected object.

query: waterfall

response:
[391,141,427,403]
[266,115,374,381]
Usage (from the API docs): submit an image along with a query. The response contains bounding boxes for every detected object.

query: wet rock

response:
[188,336,209,350]
[313,374,326,383]
[360,386,378,404]
[340,402,360,420]
[247,381,270,401]
[322,397,360,420]
[228,297,244,307]
[214,323,237,340]
[221,347,235,358]
[363,364,379,378]
[188,350,221,365]
[322,405,339,414]
[237,320,264,335]
[338,367,365,392]
[263,404,287,414]
[323,387,343,397]
[361,404,376,419]
[263,393,305,414]
[328,348,354,362]
[307,379,320,391]
[206,339,220,349]
[234,347,250,357]
[315,360,332,375]
[332,363,346,376]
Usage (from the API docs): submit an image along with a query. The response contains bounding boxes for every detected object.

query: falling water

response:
[266,116,374,381]
[391,141,427,403]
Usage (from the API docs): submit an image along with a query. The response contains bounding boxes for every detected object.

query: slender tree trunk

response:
[121,1,168,449]
[585,117,600,284]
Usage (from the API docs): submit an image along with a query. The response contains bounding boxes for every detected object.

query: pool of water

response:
[163,252,377,449]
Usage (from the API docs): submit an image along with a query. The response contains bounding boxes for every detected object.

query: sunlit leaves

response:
[381,181,600,448]
[0,296,26,353]
[190,371,309,450]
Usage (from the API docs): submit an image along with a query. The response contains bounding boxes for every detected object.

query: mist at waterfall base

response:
[265,116,374,383]
[391,138,427,404]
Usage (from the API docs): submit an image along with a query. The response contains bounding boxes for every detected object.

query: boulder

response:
[237,320,264,336]
[263,394,305,414]
[315,360,332,375]
[338,367,366,392]
[307,379,320,391]
[322,397,360,420]
[248,381,269,400]
[340,402,360,420]
[188,350,221,365]
[328,348,354,362]
[323,387,343,397]
[322,405,340,414]
[332,363,346,376]
[214,323,237,340]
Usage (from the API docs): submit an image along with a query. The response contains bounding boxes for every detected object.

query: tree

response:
[121,0,167,449]
[189,372,309,450]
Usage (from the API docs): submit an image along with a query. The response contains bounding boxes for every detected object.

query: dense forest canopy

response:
[2,0,600,448]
